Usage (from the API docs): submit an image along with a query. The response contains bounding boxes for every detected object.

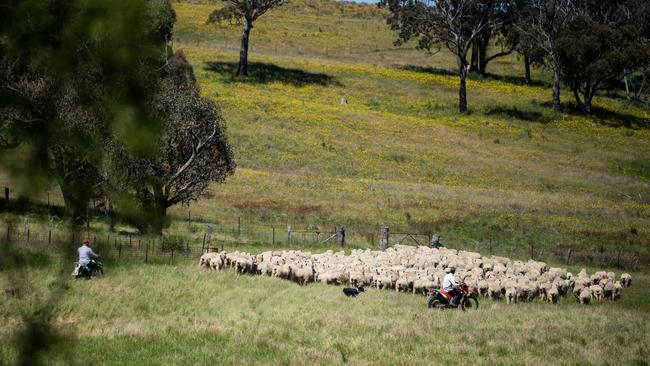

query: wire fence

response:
[4,220,645,271]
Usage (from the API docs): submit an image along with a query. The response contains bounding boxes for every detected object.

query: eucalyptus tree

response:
[207,0,286,76]
[381,0,503,113]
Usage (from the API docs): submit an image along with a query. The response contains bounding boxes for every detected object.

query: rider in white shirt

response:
[442,267,461,306]
[78,239,97,266]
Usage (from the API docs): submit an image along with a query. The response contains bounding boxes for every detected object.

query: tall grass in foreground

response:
[1,255,649,365]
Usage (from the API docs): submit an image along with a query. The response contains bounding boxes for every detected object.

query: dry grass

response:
[1,256,649,365]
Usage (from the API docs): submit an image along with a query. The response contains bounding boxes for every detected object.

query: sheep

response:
[546,285,559,304]
[201,246,626,306]
[620,273,632,287]
[579,288,592,305]
[199,252,218,268]
[505,287,517,304]
[209,255,225,271]
[590,285,604,301]
[487,280,503,300]
[612,281,623,300]
[293,263,315,286]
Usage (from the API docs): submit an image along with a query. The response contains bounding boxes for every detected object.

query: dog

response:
[342,287,364,297]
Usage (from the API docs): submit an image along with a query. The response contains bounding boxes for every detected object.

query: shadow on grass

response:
[205,61,343,87]
[485,106,550,124]
[396,65,548,88]
[537,101,650,129]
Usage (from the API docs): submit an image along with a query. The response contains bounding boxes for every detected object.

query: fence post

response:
[129,235,132,248]
[564,249,572,265]
[47,192,50,210]
[238,217,241,236]
[145,241,149,264]
[27,229,30,243]
[336,226,345,247]
[380,226,389,251]
[4,187,9,204]
[272,227,276,246]
[118,241,122,258]
[48,230,52,244]
[171,248,174,264]
[287,225,292,244]
[202,232,206,252]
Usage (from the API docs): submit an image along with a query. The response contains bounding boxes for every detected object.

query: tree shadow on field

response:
[397,65,548,88]
[485,106,550,124]
[205,61,343,87]
[538,101,650,129]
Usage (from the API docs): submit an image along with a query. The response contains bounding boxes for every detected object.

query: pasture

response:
[1,0,650,364]
[1,251,649,365]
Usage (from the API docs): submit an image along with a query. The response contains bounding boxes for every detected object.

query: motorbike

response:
[427,283,479,311]
[73,257,104,279]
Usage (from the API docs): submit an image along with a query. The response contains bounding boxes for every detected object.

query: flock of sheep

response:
[199,245,632,305]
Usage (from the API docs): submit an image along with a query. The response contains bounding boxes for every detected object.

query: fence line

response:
[3,220,644,271]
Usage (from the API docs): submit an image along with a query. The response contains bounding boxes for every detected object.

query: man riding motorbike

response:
[442,266,461,307]
[75,239,99,277]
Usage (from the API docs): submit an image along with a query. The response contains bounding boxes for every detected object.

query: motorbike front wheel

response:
[428,297,442,309]
[461,296,479,311]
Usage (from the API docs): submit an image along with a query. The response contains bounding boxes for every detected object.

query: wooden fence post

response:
[380,226,389,251]
[48,230,52,244]
[145,241,149,264]
[171,248,174,264]
[202,232,206,252]
[564,249,572,265]
[238,217,241,236]
[4,187,9,204]
[287,225,292,244]
[272,227,276,246]
[336,226,345,247]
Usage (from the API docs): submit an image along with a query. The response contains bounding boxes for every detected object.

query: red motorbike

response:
[427,283,479,311]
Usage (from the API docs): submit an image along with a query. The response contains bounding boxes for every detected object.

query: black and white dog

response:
[342,287,365,297]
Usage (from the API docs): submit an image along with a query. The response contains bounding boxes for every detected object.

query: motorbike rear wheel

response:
[461,296,479,311]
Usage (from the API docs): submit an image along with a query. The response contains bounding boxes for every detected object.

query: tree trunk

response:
[59,181,89,225]
[458,58,468,114]
[524,53,532,85]
[552,64,561,112]
[478,37,488,76]
[150,184,168,235]
[470,42,479,73]
[623,74,630,99]
[572,88,584,113]
[237,17,252,76]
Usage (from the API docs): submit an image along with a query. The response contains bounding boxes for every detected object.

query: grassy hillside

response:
[1,255,649,365]
[160,1,650,256]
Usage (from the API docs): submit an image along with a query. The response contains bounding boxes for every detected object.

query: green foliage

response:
[159,234,187,252]
[0,0,176,220]
[109,51,235,234]
[557,15,648,114]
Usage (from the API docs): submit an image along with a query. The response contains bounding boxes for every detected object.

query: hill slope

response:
[168,1,650,255]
